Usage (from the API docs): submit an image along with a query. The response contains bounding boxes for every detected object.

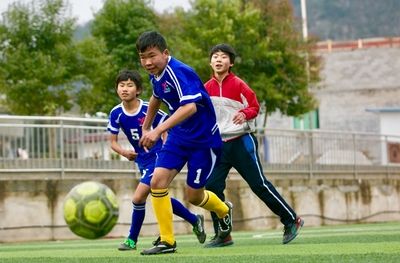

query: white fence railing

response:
[1,115,399,177]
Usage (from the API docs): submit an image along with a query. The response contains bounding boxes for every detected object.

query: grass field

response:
[1,222,400,263]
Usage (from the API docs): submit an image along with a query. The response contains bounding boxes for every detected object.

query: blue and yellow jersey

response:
[149,56,222,148]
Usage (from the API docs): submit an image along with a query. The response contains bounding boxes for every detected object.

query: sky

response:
[0,0,191,24]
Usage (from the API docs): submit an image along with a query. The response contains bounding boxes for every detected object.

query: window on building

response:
[293,109,319,130]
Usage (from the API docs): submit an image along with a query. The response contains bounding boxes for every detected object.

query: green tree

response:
[0,0,80,115]
[164,0,321,117]
[91,0,157,71]
[74,37,117,115]
[75,0,158,113]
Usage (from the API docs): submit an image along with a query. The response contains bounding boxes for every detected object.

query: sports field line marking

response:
[251,225,400,238]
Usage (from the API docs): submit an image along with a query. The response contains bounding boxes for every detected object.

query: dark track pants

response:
[205,133,297,235]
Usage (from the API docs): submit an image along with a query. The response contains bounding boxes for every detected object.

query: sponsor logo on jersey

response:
[138,116,145,126]
[162,81,172,93]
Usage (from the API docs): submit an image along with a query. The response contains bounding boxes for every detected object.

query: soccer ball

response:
[63,181,119,239]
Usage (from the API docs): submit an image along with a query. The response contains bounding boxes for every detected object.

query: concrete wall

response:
[1,171,399,242]
[316,47,400,133]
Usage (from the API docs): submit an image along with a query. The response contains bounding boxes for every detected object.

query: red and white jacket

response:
[205,72,260,141]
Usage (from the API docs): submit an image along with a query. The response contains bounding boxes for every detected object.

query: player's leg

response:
[204,144,233,247]
[141,168,177,255]
[188,187,233,240]
[233,133,303,243]
[141,146,185,255]
[118,182,149,250]
[119,167,153,251]
[151,197,206,245]
[170,198,206,243]
[186,147,233,240]
[146,168,177,249]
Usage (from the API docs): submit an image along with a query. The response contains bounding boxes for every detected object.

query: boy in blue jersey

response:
[108,69,206,251]
[135,31,233,255]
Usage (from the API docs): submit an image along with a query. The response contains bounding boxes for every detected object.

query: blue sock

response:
[128,202,145,242]
[171,197,197,225]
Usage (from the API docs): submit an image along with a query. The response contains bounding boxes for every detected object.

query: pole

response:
[300,0,308,40]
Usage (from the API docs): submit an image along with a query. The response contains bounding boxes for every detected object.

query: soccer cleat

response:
[204,234,234,248]
[217,201,233,240]
[140,241,177,255]
[152,236,161,246]
[192,214,206,243]
[118,238,136,250]
[283,217,304,244]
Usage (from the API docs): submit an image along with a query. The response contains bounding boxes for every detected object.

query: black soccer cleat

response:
[152,236,161,246]
[193,214,206,244]
[217,201,233,240]
[204,234,234,248]
[141,241,177,255]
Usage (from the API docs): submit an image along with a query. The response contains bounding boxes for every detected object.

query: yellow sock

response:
[198,190,228,218]
[151,188,175,245]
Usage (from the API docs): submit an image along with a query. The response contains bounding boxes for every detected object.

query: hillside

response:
[291,0,400,41]
[74,0,400,42]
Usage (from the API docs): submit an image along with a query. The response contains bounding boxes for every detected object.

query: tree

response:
[0,0,80,115]
[91,0,157,71]
[75,0,158,113]
[74,37,118,115]
[163,0,321,117]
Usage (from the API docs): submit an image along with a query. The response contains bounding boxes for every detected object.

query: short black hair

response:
[209,43,236,63]
[136,31,167,53]
[115,69,143,95]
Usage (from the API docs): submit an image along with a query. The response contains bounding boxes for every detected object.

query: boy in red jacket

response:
[204,43,304,247]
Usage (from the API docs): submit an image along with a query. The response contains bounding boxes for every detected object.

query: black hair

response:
[135,31,167,53]
[209,43,236,64]
[115,69,143,95]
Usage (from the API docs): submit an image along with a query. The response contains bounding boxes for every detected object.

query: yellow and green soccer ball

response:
[63,181,119,239]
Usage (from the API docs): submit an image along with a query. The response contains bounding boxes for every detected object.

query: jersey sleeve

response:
[107,110,120,135]
[153,109,169,127]
[150,77,161,99]
[169,67,203,106]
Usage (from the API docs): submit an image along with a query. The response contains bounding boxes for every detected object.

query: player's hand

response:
[233,112,246,125]
[139,129,160,152]
[123,150,138,161]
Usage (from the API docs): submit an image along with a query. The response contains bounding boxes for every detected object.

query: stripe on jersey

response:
[181,93,201,102]
[211,123,219,135]
[166,65,183,99]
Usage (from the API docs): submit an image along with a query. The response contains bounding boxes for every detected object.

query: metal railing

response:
[1,115,399,178]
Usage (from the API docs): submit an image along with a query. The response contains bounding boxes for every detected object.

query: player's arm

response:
[154,108,169,144]
[157,102,196,132]
[140,102,197,149]
[233,83,260,125]
[109,134,138,161]
[142,95,160,132]
[139,95,163,150]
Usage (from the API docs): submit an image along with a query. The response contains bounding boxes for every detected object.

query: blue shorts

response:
[137,163,155,186]
[155,140,221,189]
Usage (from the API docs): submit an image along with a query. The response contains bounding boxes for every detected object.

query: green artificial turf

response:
[1,222,399,263]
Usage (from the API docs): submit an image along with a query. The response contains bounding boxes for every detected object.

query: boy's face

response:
[139,46,169,76]
[210,51,233,75]
[116,79,139,102]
